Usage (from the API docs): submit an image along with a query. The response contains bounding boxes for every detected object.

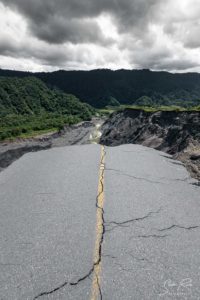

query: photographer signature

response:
[159,278,193,297]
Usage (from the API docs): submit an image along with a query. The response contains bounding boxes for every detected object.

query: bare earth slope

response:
[0,118,104,172]
[100,109,200,180]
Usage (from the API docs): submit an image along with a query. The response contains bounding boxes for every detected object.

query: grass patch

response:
[0,113,84,141]
[7,128,58,141]
[99,104,200,114]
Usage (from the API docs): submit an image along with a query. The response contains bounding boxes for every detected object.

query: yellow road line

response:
[91,145,105,300]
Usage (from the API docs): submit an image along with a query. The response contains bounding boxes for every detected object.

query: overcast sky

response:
[0,0,200,72]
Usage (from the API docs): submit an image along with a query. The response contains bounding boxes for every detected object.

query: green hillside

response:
[0,76,95,140]
[1,69,200,108]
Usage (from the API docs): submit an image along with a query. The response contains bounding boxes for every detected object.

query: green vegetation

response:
[119,105,200,112]
[1,69,200,108]
[98,104,200,116]
[0,76,95,141]
[1,71,199,141]
[98,108,116,116]
[0,113,83,141]
[36,69,200,108]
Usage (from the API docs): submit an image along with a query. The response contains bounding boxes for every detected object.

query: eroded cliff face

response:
[100,109,200,180]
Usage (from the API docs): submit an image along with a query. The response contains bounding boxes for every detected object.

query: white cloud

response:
[0,0,200,72]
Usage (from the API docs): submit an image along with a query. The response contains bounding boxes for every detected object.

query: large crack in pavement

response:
[95,146,106,266]
[134,234,169,239]
[91,145,106,300]
[105,208,162,233]
[33,267,94,299]
[157,224,199,232]
[33,146,106,300]
[105,168,166,185]
[105,168,192,185]
[32,145,199,300]
[121,225,199,242]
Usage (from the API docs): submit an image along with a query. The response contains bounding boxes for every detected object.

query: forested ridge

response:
[0,76,94,140]
[0,68,200,108]
[1,68,200,140]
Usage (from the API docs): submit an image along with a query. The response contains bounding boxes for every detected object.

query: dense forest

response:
[1,68,200,140]
[0,69,200,108]
[0,76,95,140]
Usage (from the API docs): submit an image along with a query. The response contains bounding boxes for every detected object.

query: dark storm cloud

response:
[157,59,197,71]
[0,36,71,66]
[0,38,16,57]
[0,0,200,72]
[1,0,160,44]
[1,0,158,22]
[0,0,111,44]
[135,50,197,71]
[180,23,200,49]
[30,18,113,45]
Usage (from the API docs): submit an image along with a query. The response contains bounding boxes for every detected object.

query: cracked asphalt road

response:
[102,145,200,300]
[0,144,200,299]
[0,145,100,300]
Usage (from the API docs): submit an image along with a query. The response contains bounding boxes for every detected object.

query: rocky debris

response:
[100,109,200,180]
[190,152,200,161]
[175,142,200,181]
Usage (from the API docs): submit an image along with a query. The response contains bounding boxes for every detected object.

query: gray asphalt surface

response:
[0,145,100,299]
[102,145,200,300]
[0,144,200,299]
